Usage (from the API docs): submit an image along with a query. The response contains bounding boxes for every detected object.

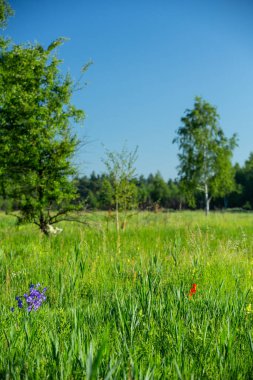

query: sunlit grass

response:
[0,211,253,378]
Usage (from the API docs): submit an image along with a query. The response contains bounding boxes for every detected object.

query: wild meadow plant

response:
[1,211,253,378]
[12,283,47,312]
[188,283,197,297]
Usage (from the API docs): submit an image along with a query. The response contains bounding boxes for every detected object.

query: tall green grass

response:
[0,211,253,379]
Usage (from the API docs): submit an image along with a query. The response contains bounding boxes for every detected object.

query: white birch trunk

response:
[205,182,209,215]
[115,198,119,233]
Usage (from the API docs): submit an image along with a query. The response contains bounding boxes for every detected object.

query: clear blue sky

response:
[5,0,253,180]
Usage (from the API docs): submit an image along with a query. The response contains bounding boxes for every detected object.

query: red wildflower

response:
[189,283,197,297]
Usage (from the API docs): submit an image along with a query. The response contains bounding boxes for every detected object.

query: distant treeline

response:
[75,152,253,211]
[1,152,253,212]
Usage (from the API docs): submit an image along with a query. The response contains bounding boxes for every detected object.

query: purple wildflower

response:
[23,283,47,312]
[15,296,23,308]
[12,284,47,312]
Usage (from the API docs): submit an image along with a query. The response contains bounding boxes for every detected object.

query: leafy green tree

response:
[173,96,237,214]
[148,171,170,208]
[98,177,114,210]
[76,175,90,201]
[0,39,88,233]
[0,0,13,28]
[135,175,152,209]
[228,153,253,210]
[167,179,185,210]
[241,153,253,209]
[102,145,138,232]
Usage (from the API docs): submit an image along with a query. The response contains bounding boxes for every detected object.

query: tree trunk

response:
[115,199,119,233]
[115,198,121,253]
[39,212,49,235]
[205,183,210,216]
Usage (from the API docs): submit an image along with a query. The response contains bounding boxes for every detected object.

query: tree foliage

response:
[173,97,237,213]
[0,39,86,233]
[0,0,13,28]
[102,145,138,231]
[227,153,253,210]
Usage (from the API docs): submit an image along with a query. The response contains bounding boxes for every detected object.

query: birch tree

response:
[173,97,237,214]
[103,145,138,232]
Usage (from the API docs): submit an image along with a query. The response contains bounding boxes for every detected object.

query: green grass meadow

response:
[1,211,253,379]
